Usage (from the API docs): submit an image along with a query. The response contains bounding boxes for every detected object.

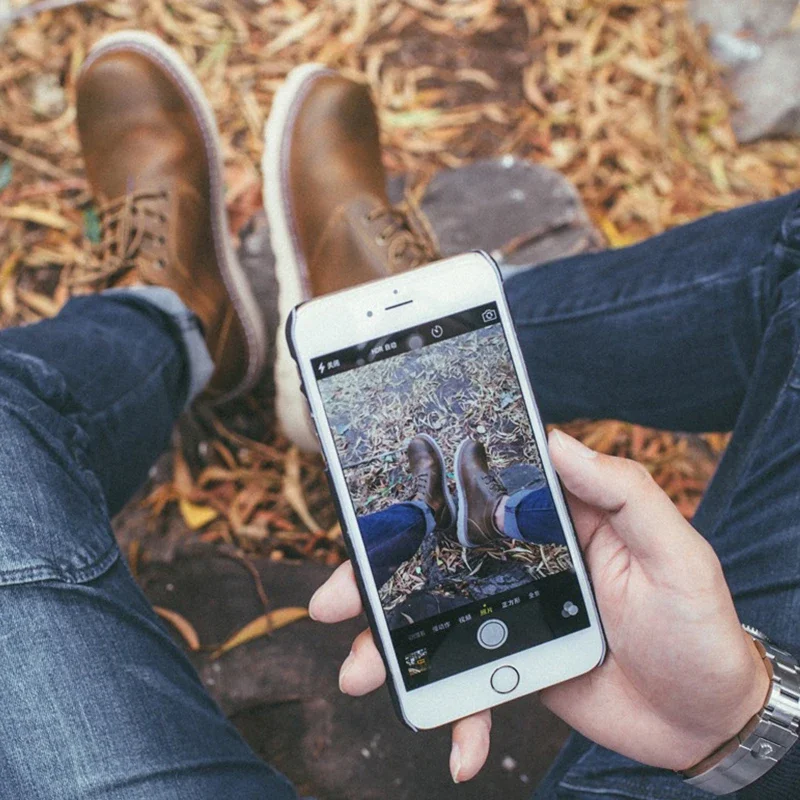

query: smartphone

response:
[287,251,605,730]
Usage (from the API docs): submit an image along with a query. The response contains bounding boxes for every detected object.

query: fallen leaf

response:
[17,289,61,317]
[127,539,142,578]
[283,446,322,533]
[14,27,47,61]
[0,204,73,230]
[179,498,219,530]
[172,448,194,498]
[599,217,636,248]
[210,607,309,659]
[154,606,201,652]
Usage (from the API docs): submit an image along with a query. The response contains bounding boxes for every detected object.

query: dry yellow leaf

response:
[598,217,636,249]
[17,289,61,318]
[283,447,322,533]
[172,448,194,498]
[154,606,201,652]
[210,607,309,660]
[0,204,73,230]
[179,498,219,530]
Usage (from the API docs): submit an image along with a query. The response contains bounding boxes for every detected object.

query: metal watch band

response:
[683,630,800,795]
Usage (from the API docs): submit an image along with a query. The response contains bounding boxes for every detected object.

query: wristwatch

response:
[683,625,800,795]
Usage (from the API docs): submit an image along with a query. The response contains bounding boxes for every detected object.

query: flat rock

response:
[727,33,800,143]
[388,157,601,274]
[689,0,800,142]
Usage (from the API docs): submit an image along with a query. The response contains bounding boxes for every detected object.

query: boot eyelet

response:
[156,259,166,269]
[158,236,166,246]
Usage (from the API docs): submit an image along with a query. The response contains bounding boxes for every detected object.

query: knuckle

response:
[620,456,653,486]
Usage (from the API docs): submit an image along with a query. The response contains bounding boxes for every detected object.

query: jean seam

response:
[0,546,120,587]
[512,269,759,328]
[0,396,107,504]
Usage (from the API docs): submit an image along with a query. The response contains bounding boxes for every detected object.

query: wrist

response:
[679,632,772,773]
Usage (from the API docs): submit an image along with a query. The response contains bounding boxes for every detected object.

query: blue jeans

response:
[0,292,296,798]
[0,191,798,798]
[359,500,433,588]
[361,486,563,587]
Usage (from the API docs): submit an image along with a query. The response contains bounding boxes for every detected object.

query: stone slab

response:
[727,33,800,143]
[689,0,800,142]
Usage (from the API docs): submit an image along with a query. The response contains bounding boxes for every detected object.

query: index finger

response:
[308,561,364,623]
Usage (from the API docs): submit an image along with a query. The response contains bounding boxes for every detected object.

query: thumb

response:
[548,429,697,563]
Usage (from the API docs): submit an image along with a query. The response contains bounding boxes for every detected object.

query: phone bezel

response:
[291,251,605,730]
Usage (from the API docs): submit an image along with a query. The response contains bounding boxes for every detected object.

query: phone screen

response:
[314,302,590,690]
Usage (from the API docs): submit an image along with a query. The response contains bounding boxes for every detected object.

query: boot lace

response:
[413,470,432,502]
[74,188,169,286]
[365,194,439,272]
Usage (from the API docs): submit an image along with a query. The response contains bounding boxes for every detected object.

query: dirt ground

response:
[2,1,798,563]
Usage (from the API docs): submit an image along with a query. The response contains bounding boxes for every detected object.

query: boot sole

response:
[415,433,457,531]
[81,31,267,405]
[263,63,336,453]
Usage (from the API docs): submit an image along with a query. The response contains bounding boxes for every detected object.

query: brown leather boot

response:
[76,32,266,404]
[263,65,438,451]
[455,439,505,547]
[407,435,455,531]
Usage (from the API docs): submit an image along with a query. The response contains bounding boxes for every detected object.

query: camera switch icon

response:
[561,601,580,618]
[431,325,444,338]
[482,309,498,323]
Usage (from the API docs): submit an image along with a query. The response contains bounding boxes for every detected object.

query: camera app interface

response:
[314,303,590,690]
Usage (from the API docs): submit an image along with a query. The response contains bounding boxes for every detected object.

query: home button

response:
[477,619,508,649]
[490,666,520,694]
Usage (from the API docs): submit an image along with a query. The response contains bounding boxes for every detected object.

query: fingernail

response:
[339,651,355,693]
[552,429,597,459]
[450,742,462,784]
[308,588,322,621]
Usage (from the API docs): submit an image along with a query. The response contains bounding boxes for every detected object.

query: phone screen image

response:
[314,302,590,690]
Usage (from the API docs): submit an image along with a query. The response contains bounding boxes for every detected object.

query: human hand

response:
[309,429,770,781]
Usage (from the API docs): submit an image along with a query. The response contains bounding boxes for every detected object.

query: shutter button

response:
[477,619,508,649]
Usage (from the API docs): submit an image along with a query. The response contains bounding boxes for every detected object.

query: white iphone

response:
[287,251,605,730]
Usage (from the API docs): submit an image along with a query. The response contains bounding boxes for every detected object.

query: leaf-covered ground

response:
[0,0,798,575]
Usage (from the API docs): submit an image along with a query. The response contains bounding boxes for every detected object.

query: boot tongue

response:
[307,196,439,295]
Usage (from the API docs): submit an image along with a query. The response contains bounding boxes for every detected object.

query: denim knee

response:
[0,346,116,586]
